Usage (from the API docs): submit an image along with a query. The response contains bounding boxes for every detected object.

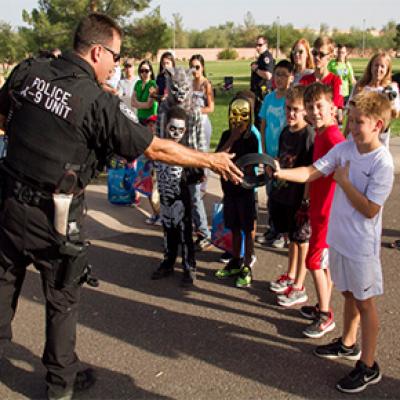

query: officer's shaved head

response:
[74,13,122,54]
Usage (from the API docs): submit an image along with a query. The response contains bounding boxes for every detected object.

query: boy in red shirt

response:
[297,82,344,338]
[300,36,344,124]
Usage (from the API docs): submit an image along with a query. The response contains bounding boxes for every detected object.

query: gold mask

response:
[229,99,250,128]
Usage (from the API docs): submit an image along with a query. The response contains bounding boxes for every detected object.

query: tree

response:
[395,24,400,50]
[21,0,151,54]
[0,22,25,73]
[123,6,170,58]
[172,13,188,48]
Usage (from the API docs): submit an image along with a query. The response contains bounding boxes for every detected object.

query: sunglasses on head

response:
[140,68,150,74]
[191,65,201,70]
[312,50,329,58]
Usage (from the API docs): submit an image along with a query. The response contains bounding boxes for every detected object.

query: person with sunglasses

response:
[290,38,315,84]
[250,35,275,129]
[131,60,158,124]
[0,13,243,400]
[117,58,139,112]
[299,36,344,123]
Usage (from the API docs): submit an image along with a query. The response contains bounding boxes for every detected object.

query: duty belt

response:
[12,180,52,207]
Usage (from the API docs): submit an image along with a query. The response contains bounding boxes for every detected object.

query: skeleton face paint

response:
[166,118,186,142]
[229,99,251,128]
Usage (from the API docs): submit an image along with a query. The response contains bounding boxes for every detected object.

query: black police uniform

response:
[250,49,275,127]
[0,51,153,397]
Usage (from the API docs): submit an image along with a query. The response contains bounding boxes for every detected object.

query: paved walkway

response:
[0,140,399,399]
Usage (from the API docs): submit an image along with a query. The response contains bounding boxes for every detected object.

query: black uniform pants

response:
[0,190,84,396]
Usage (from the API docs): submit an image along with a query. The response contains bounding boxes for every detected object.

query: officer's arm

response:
[256,69,272,81]
[144,136,243,184]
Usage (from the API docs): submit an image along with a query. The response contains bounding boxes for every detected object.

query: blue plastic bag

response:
[107,167,136,205]
[211,202,244,256]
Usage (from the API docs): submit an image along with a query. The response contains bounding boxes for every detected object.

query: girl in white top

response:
[290,38,315,85]
[347,52,400,146]
[189,54,215,193]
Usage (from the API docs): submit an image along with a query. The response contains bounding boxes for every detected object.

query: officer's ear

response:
[91,45,103,64]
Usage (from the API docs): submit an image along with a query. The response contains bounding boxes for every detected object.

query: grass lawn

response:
[178,58,400,148]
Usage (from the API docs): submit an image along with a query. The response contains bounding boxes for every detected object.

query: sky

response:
[0,0,398,31]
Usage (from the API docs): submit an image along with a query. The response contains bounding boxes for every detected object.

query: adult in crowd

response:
[347,51,400,146]
[328,44,356,104]
[0,13,241,400]
[131,60,157,124]
[155,51,176,102]
[189,54,215,194]
[117,58,139,112]
[290,38,314,84]
[250,35,275,128]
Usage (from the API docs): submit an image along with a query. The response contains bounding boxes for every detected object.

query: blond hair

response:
[350,91,393,130]
[313,36,335,55]
[358,52,393,90]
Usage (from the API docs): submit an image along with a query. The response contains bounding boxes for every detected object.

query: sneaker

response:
[271,235,286,249]
[195,236,212,251]
[181,268,196,287]
[300,303,319,320]
[151,265,174,280]
[255,230,276,244]
[47,368,96,400]
[314,337,361,361]
[145,214,162,226]
[235,266,252,288]
[303,311,336,339]
[269,273,294,294]
[249,254,257,268]
[336,360,381,394]
[277,286,308,307]
[215,257,243,278]
[219,251,233,263]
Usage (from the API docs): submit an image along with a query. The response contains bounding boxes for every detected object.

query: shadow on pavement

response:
[0,343,170,400]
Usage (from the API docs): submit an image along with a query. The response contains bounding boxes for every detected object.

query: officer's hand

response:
[209,152,243,184]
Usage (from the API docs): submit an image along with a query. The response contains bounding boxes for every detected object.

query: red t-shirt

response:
[309,125,344,248]
[300,72,344,109]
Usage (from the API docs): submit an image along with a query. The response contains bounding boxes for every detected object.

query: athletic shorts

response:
[269,199,311,244]
[306,245,329,271]
[329,247,383,300]
[223,191,257,233]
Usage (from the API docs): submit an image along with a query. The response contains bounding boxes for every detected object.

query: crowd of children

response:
[102,35,399,394]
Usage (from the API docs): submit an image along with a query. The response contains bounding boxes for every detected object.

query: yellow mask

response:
[229,99,250,128]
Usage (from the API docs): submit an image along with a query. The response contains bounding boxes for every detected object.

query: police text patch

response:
[19,76,77,124]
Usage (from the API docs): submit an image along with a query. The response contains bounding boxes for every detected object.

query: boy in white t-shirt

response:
[274,91,394,394]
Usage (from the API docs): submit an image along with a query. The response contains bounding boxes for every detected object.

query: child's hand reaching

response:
[333,160,350,186]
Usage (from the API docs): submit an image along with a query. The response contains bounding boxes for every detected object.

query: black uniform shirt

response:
[0,51,153,187]
[250,49,275,93]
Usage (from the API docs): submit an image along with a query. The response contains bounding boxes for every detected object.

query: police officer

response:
[250,35,275,128]
[0,13,241,400]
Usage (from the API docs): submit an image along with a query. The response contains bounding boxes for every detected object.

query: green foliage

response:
[123,6,170,58]
[0,22,25,72]
[217,48,238,60]
[20,0,152,55]
[395,24,400,50]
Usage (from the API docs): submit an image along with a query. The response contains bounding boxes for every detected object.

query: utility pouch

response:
[59,240,88,287]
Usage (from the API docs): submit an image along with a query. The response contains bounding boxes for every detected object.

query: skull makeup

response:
[229,98,251,128]
[166,118,186,142]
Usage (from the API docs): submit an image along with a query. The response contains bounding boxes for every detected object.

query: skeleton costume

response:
[156,67,210,242]
[153,114,202,282]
